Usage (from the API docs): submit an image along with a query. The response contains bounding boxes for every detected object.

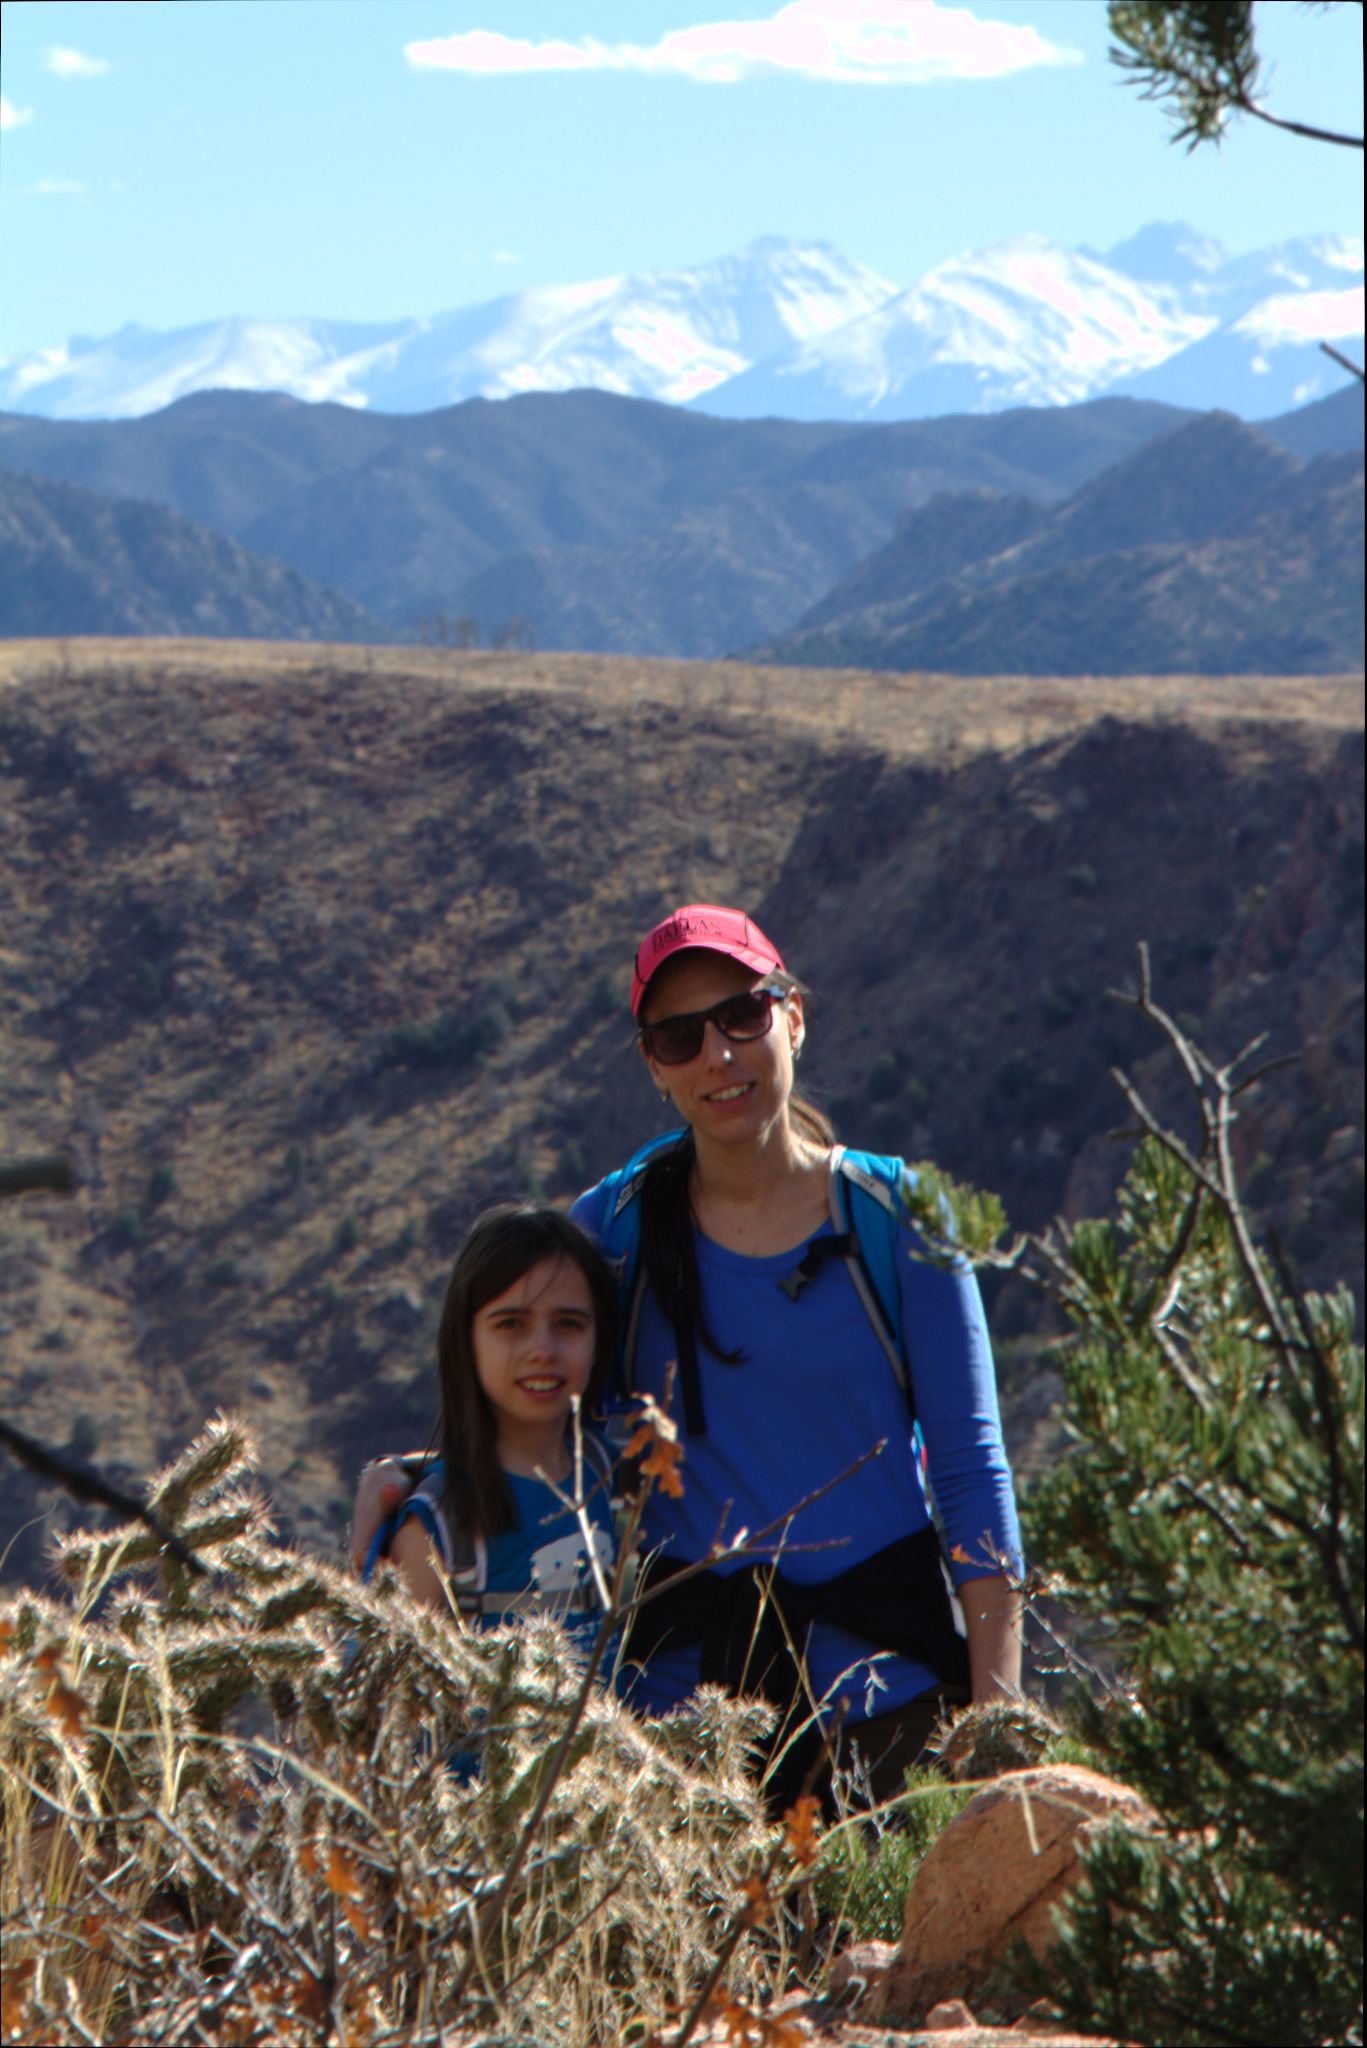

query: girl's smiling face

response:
[471,1256,597,1453]
[639,951,804,1145]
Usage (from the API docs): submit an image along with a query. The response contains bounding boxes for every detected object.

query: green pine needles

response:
[1007,957,1364,2046]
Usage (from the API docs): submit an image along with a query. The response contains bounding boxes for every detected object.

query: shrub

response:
[1003,978,1365,2047]
[332,1213,361,1257]
[587,970,620,1018]
[377,1003,509,1075]
[282,1144,305,1185]
[65,1412,100,1462]
[146,1165,176,1207]
[205,1256,239,1287]
[813,1773,969,1943]
[557,1138,587,1187]
[1065,862,1099,895]
[1039,975,1083,1028]
[110,1207,146,1251]
[904,967,1363,2044]
[866,1051,901,1102]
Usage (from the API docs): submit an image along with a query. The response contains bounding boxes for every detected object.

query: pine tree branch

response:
[1235,92,1363,148]
[1263,1231,1363,1654]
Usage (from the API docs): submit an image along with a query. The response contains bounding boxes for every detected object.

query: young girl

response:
[368,1205,620,1664]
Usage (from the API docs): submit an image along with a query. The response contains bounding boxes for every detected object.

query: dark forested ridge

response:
[1,383,1352,660]
[0,466,380,642]
[752,415,1365,676]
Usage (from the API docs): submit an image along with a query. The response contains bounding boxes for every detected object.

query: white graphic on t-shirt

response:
[530,1525,613,1593]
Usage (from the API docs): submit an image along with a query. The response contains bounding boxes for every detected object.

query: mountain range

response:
[1,378,1361,668]
[0,385,1201,653]
[752,413,1364,677]
[2,224,1360,426]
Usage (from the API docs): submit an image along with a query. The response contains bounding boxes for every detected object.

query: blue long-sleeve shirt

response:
[570,1169,1022,1721]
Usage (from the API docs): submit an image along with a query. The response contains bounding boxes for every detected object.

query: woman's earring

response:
[659,1088,670,1103]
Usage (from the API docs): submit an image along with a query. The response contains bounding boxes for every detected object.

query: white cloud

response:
[31,178,88,199]
[491,249,524,266]
[1,96,35,130]
[43,47,110,79]
[405,1,1082,86]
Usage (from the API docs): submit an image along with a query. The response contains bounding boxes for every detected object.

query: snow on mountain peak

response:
[1,227,1358,425]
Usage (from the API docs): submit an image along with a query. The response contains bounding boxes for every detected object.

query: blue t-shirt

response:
[571,1171,1022,1722]
[393,1456,619,1670]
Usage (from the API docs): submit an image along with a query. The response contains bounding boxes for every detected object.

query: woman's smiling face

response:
[639,950,804,1144]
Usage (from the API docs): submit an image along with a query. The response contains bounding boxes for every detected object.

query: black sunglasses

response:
[638,984,787,1067]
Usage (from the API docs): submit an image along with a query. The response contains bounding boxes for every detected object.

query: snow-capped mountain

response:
[1095,225,1364,414]
[694,235,1217,421]
[1,225,1359,425]
[694,228,1363,423]
[0,240,896,421]
[1106,281,1364,415]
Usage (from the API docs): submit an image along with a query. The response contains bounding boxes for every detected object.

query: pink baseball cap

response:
[630,903,785,1018]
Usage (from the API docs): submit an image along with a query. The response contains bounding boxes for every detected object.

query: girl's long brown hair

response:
[435,1206,618,1544]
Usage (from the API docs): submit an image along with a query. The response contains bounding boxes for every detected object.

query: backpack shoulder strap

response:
[595,1128,688,1404]
[828,1146,914,1412]
[583,1430,615,1493]
[364,1458,487,1617]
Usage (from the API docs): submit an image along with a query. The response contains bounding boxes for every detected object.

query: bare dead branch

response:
[1319,339,1366,382]
[0,1417,209,1576]
[0,1154,78,1200]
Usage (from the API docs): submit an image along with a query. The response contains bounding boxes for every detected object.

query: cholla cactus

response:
[1,1412,784,2047]
[926,1695,1062,1783]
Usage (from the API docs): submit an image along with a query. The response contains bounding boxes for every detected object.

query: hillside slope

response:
[0,467,379,641]
[0,643,1360,1585]
[754,418,1365,676]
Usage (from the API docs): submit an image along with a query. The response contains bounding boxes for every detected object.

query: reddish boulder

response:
[846,1764,1157,2023]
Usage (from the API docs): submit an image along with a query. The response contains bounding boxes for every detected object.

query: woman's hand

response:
[348,1458,413,1572]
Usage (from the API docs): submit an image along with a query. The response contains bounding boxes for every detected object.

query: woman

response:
[353,903,1022,1805]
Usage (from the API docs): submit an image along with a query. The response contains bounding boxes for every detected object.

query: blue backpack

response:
[592,1130,926,1454]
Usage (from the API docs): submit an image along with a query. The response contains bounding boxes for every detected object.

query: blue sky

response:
[0,1,1362,359]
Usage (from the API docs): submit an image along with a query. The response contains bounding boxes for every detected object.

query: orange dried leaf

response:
[639,1437,686,1498]
[703,1992,753,2045]
[299,1842,319,1877]
[326,1845,363,1899]
[47,1677,89,1739]
[291,1974,329,2022]
[741,1872,772,1926]
[0,1618,15,1652]
[33,1641,64,1675]
[342,1896,372,1941]
[782,1793,820,1867]
[624,1398,687,1497]
[1,1957,36,2038]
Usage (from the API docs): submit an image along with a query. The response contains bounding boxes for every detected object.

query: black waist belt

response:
[624,1525,970,1717]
